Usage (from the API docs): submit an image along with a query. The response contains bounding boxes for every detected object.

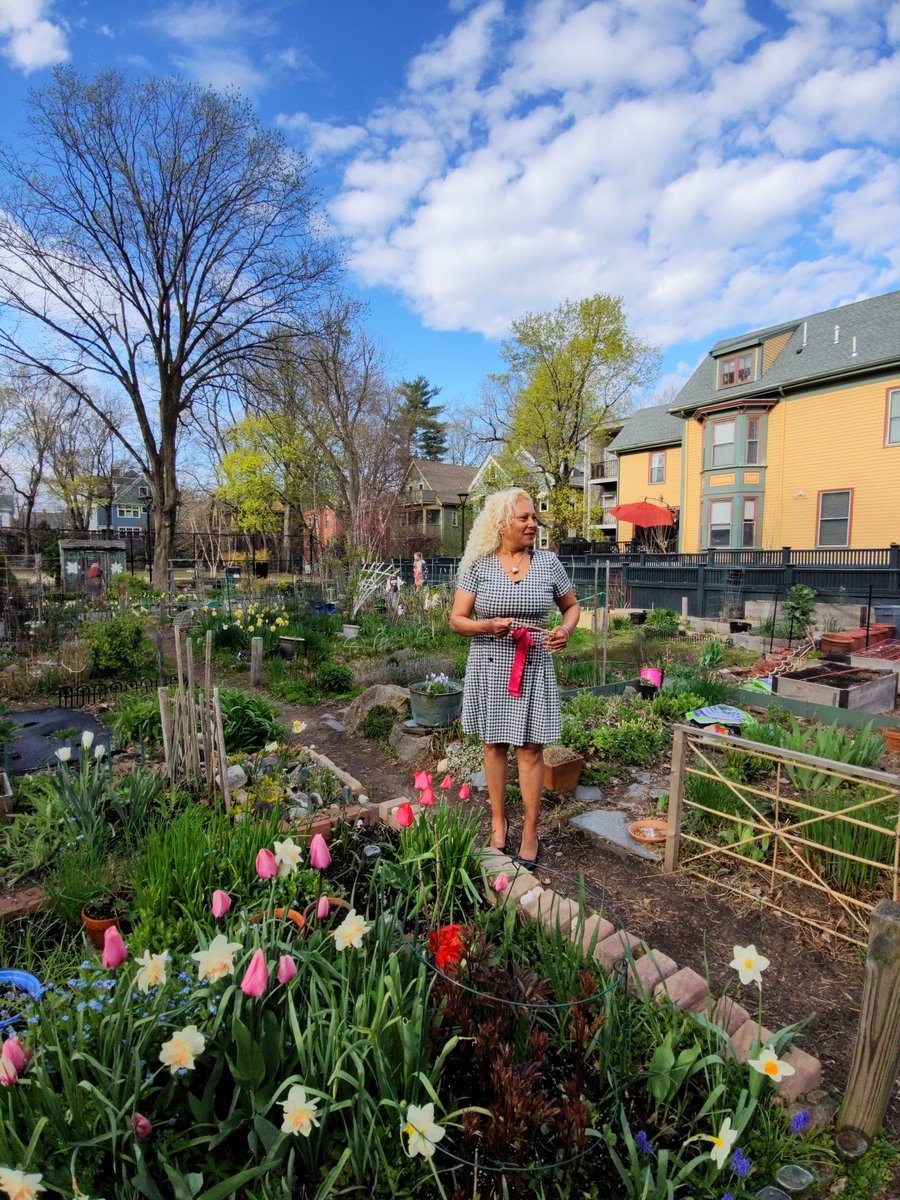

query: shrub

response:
[783,584,816,632]
[358,703,402,746]
[590,720,667,766]
[643,608,680,633]
[110,691,162,749]
[80,613,155,678]
[609,614,632,632]
[315,661,355,695]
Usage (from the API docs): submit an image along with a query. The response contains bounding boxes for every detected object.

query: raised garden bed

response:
[773,664,898,713]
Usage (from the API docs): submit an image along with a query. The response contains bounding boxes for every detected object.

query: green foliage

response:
[609,614,633,632]
[783,584,816,631]
[219,688,284,752]
[357,704,400,747]
[110,690,163,749]
[399,375,447,460]
[698,636,726,671]
[80,612,155,678]
[591,718,667,766]
[756,718,885,788]
[0,774,63,888]
[315,661,355,695]
[643,608,680,632]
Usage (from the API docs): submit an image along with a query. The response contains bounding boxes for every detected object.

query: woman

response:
[412,552,427,590]
[450,489,580,865]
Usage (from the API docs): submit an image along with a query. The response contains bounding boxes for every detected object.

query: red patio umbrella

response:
[608,501,675,527]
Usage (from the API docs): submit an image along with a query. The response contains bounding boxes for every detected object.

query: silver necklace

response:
[506,550,528,574]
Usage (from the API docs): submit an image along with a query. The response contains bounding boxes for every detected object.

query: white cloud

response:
[0,0,68,71]
[316,0,900,355]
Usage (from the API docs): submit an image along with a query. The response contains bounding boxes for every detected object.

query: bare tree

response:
[0,68,334,584]
[46,392,130,530]
[0,367,68,538]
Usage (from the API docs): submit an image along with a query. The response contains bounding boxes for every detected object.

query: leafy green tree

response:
[399,375,448,461]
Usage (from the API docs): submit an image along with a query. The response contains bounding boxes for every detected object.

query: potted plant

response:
[409,673,463,727]
[278,634,305,658]
[542,745,584,792]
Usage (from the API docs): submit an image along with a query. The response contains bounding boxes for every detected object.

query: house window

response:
[117,505,141,518]
[719,352,753,388]
[452,511,459,527]
[741,498,758,547]
[710,419,736,468]
[538,499,549,512]
[708,499,733,547]
[138,485,149,498]
[817,490,852,546]
[887,389,900,445]
[426,508,440,525]
[746,416,760,464]
[649,451,666,484]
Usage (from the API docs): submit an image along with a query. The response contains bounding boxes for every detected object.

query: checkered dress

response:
[456,550,572,746]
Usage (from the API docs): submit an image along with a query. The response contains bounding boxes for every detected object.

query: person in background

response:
[413,551,428,590]
[449,489,580,866]
[385,570,401,618]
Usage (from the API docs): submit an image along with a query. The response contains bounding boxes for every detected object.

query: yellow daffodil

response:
[730,944,770,986]
[292,720,306,735]
[192,934,243,982]
[0,1166,46,1199]
[279,1085,320,1136]
[159,1024,205,1074]
[334,908,369,951]
[403,1102,446,1158]
[705,1116,737,1169]
[134,950,168,993]
[273,837,302,877]
[748,1045,795,1082]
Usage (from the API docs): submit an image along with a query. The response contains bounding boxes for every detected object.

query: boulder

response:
[344,684,410,733]
[389,720,432,764]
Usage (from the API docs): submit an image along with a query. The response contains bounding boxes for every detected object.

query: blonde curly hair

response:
[458,488,533,576]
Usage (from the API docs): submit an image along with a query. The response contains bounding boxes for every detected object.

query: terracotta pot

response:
[301,896,351,932]
[80,906,121,951]
[247,907,306,931]
[883,726,900,753]
[542,750,584,792]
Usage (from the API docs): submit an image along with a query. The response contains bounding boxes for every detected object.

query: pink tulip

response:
[276,954,297,984]
[492,874,510,893]
[413,771,432,791]
[101,925,128,969]
[458,784,471,800]
[1,1037,28,1074]
[132,1112,153,1141]
[309,833,331,871]
[255,848,278,879]
[395,803,414,827]
[419,785,435,806]
[211,889,232,918]
[439,774,452,790]
[317,895,330,919]
[240,948,270,997]
[0,1057,17,1087]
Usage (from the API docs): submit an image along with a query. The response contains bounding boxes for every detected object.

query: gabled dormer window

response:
[718,351,754,388]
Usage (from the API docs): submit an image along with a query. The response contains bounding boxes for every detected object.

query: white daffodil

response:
[748,1044,796,1083]
[279,1085,320,1136]
[159,1024,205,1074]
[292,720,306,735]
[192,934,243,982]
[55,747,72,763]
[273,837,302,877]
[730,944,770,987]
[264,741,279,753]
[334,908,370,951]
[706,1116,738,1169]
[81,730,94,751]
[403,1102,446,1158]
[134,950,168,993]
[0,1166,46,1199]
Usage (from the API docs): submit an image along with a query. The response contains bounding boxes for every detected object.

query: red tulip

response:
[413,771,432,791]
[439,774,452,790]
[276,954,297,984]
[101,925,128,969]
[317,895,330,919]
[458,784,470,800]
[428,924,466,974]
[211,889,232,918]
[240,948,270,997]
[395,803,414,827]
[0,1057,17,1087]
[309,833,331,871]
[419,786,435,806]
[255,848,278,879]
[132,1112,153,1141]
[1,1037,28,1074]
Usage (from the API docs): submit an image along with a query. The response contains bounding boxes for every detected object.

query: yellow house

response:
[606,404,683,547]
[613,291,900,551]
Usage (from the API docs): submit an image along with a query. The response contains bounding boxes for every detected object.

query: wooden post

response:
[601,560,610,686]
[213,687,231,810]
[837,900,900,1142]
[158,686,174,783]
[664,725,689,872]
[250,635,264,687]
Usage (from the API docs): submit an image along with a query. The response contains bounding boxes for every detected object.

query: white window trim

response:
[817,489,852,547]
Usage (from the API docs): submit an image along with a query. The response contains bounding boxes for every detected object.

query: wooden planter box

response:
[542,748,584,792]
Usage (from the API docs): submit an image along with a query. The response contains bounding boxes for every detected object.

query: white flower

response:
[403,1102,446,1158]
[55,747,72,763]
[279,1085,320,1136]
[134,950,168,993]
[159,1024,205,1074]
[292,720,306,735]
[192,934,242,982]
[273,837,302,877]
[730,944,770,987]
[93,744,106,760]
[334,908,369,951]
[0,1166,46,1199]
[264,741,279,753]
[748,1044,795,1083]
[81,730,94,751]
[706,1116,738,1169]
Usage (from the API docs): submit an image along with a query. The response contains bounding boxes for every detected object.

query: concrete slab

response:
[575,784,603,801]
[570,808,662,862]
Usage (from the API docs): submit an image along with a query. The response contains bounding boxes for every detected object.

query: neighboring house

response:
[672,291,900,551]
[0,492,15,528]
[581,425,623,542]
[467,453,553,548]
[607,405,683,547]
[397,459,478,552]
[90,473,151,534]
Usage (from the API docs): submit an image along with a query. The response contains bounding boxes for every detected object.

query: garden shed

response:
[58,540,128,595]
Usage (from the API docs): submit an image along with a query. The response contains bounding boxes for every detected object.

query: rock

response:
[388,720,432,764]
[323,718,346,733]
[622,685,637,697]
[470,770,487,789]
[630,769,652,785]
[344,684,410,733]
[223,764,247,790]
[173,608,195,629]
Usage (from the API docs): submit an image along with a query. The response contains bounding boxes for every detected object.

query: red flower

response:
[395,802,414,827]
[428,924,466,974]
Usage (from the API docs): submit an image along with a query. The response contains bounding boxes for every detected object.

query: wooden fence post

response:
[250,636,264,688]
[837,900,900,1142]
[664,726,689,872]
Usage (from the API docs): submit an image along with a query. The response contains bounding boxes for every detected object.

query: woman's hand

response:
[484,616,514,637]
[544,625,570,653]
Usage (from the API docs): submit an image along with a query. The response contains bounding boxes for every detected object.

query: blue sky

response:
[2,0,899,420]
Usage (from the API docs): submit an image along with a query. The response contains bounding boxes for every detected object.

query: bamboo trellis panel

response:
[158,629,230,806]
[664,725,900,947]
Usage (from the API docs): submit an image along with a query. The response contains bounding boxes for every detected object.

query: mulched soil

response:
[279,697,900,1141]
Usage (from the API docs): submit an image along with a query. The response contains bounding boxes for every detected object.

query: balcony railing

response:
[402,489,437,504]
[588,457,618,481]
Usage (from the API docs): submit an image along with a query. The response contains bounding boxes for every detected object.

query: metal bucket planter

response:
[408,682,463,728]
[279,636,305,659]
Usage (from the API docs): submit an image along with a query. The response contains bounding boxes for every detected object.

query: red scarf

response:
[508,626,534,696]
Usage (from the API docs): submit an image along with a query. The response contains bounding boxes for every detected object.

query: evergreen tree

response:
[399,376,448,460]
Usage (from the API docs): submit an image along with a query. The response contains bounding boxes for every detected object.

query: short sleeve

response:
[456,559,480,594]
[549,554,573,598]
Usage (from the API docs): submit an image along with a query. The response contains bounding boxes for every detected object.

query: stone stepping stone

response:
[570,808,662,862]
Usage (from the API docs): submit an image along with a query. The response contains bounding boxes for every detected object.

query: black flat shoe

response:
[515,839,541,868]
